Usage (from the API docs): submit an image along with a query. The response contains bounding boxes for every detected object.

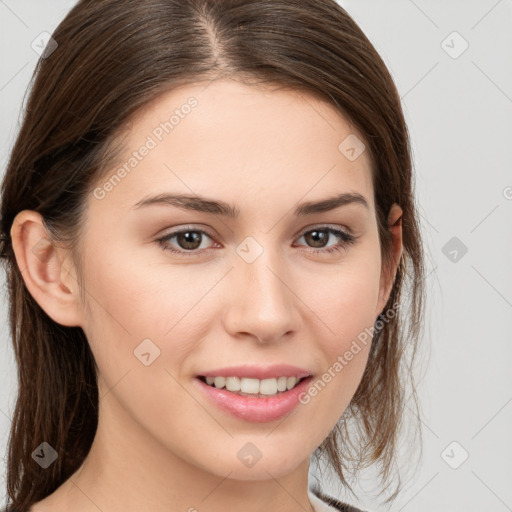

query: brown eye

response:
[174,231,203,250]
[296,227,356,254]
[303,229,330,248]
[157,228,216,257]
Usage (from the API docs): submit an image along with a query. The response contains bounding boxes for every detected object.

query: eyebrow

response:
[132,191,369,217]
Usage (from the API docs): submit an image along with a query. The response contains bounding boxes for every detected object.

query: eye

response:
[156,226,217,257]
[294,226,356,255]
[156,225,357,257]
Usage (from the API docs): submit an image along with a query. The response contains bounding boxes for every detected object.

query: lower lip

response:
[194,376,313,423]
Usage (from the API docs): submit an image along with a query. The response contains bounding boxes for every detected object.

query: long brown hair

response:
[0,0,427,509]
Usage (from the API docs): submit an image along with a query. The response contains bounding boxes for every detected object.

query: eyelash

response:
[156,225,357,258]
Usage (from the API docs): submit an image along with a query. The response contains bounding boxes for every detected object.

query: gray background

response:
[1,1,511,511]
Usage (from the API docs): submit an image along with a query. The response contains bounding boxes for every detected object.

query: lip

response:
[194,374,313,423]
[197,364,312,380]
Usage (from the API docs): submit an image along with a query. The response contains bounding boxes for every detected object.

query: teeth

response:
[204,376,303,395]
[241,378,260,394]
[213,376,225,388]
[225,376,241,392]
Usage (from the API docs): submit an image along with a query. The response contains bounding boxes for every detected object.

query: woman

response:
[0,1,426,511]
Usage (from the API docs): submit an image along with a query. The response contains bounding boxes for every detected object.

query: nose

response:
[222,246,300,344]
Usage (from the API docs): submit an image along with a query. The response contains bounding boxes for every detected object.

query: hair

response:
[0,0,427,510]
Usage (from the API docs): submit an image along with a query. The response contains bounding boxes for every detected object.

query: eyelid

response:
[157,224,216,239]
[295,222,354,237]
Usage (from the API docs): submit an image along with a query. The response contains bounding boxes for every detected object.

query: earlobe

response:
[10,210,83,327]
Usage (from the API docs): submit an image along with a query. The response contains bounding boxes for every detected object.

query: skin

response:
[11,78,402,512]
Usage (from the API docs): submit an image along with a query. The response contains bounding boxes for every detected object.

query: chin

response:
[205,447,306,481]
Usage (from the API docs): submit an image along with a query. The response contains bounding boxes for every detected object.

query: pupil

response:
[307,229,327,248]
[179,231,201,250]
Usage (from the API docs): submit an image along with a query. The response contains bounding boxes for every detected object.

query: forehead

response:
[92,78,374,216]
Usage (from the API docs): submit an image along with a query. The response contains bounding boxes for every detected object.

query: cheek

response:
[296,254,381,414]
[78,252,211,441]
[302,252,381,350]
[79,248,208,389]
[84,238,201,330]
[80,241,243,415]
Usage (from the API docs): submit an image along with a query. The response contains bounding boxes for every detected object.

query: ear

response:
[376,203,403,318]
[10,210,84,327]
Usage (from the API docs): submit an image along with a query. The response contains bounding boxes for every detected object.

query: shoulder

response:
[309,483,369,512]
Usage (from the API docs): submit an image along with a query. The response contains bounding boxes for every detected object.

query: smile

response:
[194,375,313,423]
[199,375,306,396]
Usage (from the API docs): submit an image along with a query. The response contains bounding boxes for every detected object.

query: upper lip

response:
[198,364,312,380]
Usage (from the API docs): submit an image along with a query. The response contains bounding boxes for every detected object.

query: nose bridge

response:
[225,234,298,342]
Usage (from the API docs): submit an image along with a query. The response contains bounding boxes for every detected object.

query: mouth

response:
[193,363,315,422]
[194,374,314,422]
[197,375,311,398]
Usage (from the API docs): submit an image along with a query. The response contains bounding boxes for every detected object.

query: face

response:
[27,78,401,482]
